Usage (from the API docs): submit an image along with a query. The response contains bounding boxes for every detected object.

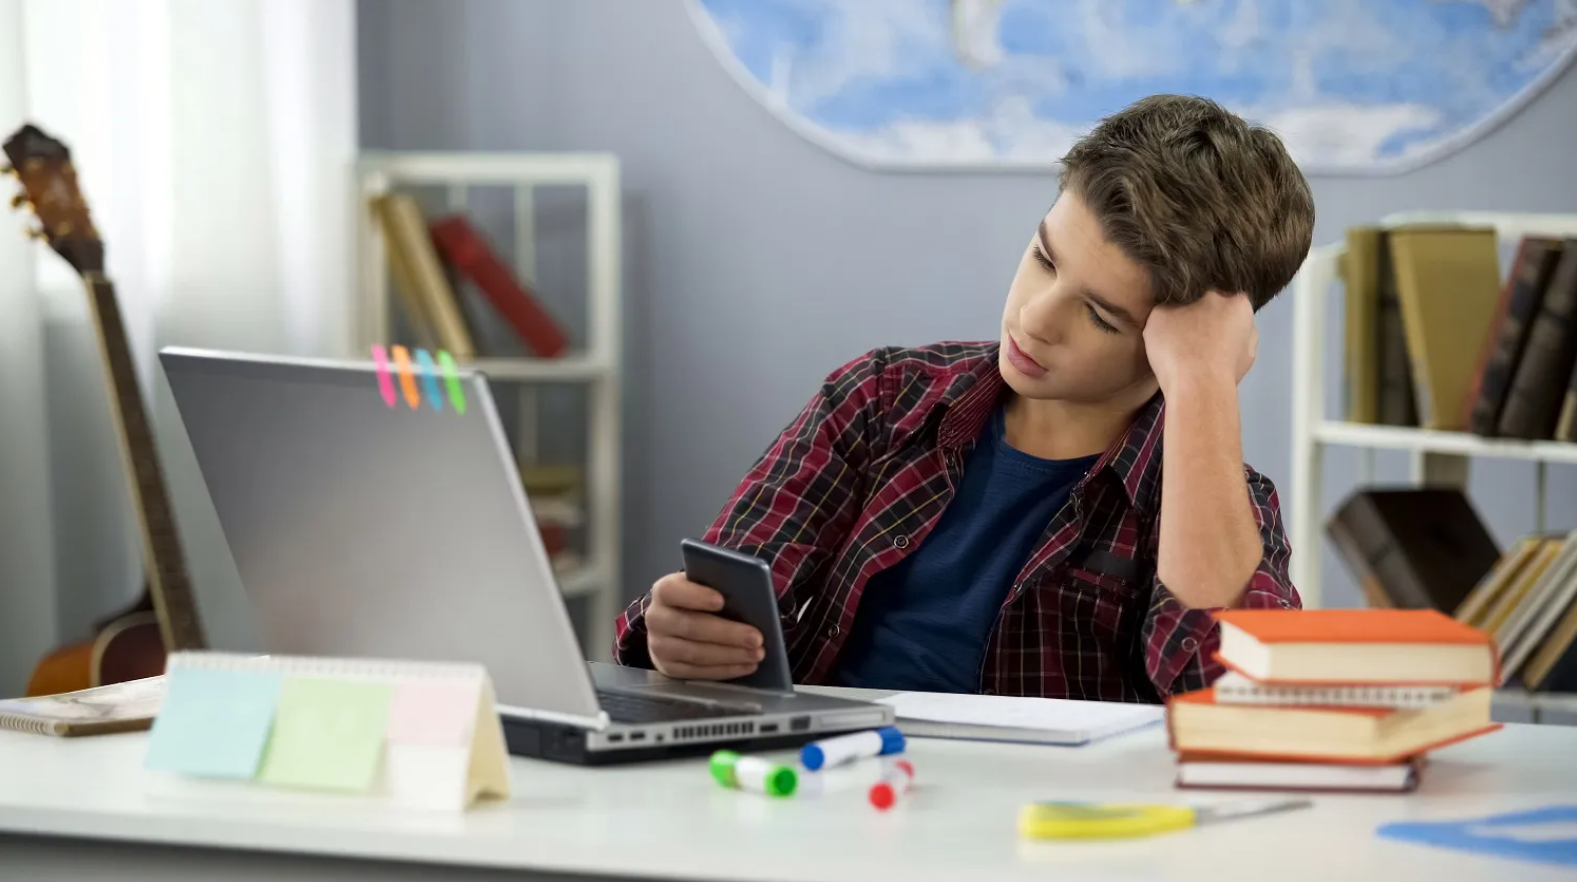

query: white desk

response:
[2,706,1575,882]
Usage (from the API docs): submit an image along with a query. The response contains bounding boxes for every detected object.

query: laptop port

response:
[607,733,624,743]
[789,715,811,732]
[759,723,779,734]
[629,731,646,741]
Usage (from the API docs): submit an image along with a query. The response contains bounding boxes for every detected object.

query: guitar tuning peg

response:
[23,226,46,241]
[10,192,30,209]
[1,165,14,177]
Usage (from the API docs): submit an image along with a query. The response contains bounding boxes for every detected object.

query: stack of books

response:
[1167,609,1502,793]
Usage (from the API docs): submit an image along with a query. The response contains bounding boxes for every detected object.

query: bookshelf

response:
[352,151,623,663]
[1290,210,1577,610]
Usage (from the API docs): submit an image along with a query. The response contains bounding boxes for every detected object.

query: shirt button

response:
[826,624,841,639]
[893,535,910,549]
[1181,637,1199,652]
[1279,598,1292,609]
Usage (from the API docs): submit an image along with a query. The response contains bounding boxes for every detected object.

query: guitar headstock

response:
[4,122,103,276]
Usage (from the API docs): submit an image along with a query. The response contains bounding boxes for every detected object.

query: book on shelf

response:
[1344,226,1419,426]
[1387,225,1504,431]
[1451,530,1577,693]
[1557,358,1577,442]
[1498,239,1577,440]
[1455,535,1547,629]
[370,193,476,359]
[1340,224,1577,442]
[1466,237,1564,435]
[1341,228,1382,425]
[429,214,569,359]
[1325,487,1500,613]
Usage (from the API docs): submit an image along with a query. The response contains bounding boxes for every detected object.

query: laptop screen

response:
[160,347,603,725]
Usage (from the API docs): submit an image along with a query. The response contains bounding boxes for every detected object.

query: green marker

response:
[436,350,467,414]
[710,749,797,797]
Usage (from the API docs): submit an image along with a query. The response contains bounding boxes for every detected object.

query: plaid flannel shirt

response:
[614,342,1299,702]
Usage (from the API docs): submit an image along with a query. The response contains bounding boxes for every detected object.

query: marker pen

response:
[710,750,797,797]
[868,759,914,811]
[800,726,905,771]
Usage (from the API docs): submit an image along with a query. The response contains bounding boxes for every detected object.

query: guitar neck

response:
[82,273,207,653]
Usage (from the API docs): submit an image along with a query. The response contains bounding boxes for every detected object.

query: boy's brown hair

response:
[1059,94,1315,311]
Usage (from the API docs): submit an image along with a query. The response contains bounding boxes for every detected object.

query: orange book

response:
[1214,608,1500,687]
[1166,686,1500,765]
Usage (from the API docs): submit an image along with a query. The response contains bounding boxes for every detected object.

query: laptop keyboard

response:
[597,690,742,724]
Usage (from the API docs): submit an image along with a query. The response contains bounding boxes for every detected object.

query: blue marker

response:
[801,726,905,771]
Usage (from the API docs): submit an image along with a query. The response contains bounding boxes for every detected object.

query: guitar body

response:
[7,123,208,697]
[23,592,168,696]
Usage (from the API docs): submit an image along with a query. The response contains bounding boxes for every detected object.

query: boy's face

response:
[999,191,1159,405]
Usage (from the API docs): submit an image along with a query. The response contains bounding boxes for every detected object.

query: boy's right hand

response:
[645,572,766,680]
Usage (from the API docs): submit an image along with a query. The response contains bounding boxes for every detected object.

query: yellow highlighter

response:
[1019,797,1313,840]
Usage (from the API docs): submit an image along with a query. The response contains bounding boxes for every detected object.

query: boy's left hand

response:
[1143,290,1257,392]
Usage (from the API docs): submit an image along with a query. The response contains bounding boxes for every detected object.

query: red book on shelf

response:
[429,215,569,358]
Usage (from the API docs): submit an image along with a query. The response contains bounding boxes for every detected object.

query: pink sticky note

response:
[387,679,481,747]
[370,345,397,408]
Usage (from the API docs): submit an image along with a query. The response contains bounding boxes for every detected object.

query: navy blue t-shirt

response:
[832,405,1098,693]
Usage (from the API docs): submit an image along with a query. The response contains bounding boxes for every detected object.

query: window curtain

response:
[0,0,357,694]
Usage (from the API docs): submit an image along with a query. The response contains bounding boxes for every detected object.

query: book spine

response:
[1556,356,1577,442]
[1468,238,1561,436]
[388,197,476,360]
[1498,241,1577,440]
[1375,234,1418,426]
[429,217,569,359]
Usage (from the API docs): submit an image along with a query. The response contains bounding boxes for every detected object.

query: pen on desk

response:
[800,726,906,771]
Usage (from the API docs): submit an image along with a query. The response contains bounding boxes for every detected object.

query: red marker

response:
[868,759,914,810]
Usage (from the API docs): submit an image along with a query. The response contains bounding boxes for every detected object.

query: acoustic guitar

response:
[5,122,208,696]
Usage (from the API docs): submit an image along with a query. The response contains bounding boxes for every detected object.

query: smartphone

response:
[679,538,795,693]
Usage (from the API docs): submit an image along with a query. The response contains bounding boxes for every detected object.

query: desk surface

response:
[2,698,1575,882]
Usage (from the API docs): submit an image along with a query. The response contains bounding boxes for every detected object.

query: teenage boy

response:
[613,94,1314,702]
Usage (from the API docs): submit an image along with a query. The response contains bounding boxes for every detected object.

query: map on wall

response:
[686,0,1577,174]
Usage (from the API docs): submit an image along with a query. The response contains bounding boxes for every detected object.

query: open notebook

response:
[876,692,1165,746]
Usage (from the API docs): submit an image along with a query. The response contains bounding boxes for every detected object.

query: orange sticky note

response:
[390,345,421,409]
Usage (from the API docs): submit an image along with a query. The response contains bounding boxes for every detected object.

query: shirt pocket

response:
[1062,560,1149,642]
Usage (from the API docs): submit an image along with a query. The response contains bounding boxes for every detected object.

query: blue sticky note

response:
[1377,805,1577,869]
[415,348,443,412]
[145,667,283,779]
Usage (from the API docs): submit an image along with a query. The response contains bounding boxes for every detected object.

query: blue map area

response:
[688,0,1577,173]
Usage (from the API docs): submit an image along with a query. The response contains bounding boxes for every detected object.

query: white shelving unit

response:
[352,151,622,663]
[1289,210,1577,609]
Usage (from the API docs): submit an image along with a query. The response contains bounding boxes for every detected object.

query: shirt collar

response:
[936,343,1165,515]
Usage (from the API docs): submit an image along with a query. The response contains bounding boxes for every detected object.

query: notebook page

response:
[877,692,1164,740]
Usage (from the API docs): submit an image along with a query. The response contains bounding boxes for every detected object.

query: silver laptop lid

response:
[160,346,604,727]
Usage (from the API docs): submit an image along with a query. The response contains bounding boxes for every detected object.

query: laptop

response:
[158,346,894,764]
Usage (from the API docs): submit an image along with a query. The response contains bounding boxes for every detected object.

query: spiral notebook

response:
[0,676,165,737]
